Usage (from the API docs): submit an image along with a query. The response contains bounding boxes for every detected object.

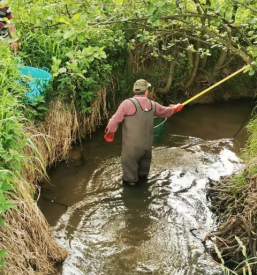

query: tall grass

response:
[0,43,43,269]
[243,109,257,165]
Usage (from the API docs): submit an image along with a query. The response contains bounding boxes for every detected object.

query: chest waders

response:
[121,98,156,183]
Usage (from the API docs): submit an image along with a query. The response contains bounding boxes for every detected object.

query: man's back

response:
[122,98,156,149]
[107,96,174,133]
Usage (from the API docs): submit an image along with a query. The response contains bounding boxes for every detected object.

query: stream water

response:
[38,100,253,275]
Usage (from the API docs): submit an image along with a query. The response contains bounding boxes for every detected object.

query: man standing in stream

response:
[105,79,183,186]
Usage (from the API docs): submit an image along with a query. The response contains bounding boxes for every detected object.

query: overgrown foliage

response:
[1,0,257,273]
[11,0,257,103]
[0,45,31,270]
[12,1,127,111]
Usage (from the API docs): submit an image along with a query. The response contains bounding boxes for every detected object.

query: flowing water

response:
[38,100,253,275]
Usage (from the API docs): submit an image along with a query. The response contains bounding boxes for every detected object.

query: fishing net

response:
[153,117,167,144]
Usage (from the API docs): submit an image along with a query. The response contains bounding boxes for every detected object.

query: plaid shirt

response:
[0,7,13,38]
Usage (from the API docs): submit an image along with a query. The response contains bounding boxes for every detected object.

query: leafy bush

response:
[15,4,127,112]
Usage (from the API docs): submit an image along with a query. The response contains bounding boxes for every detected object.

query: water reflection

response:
[49,138,242,275]
[121,181,152,245]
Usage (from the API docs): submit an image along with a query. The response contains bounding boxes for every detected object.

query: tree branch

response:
[184,38,194,78]
[185,40,200,87]
[231,0,257,13]
[30,22,65,29]
[184,34,213,46]
[212,49,228,80]
[90,13,252,51]
[205,29,253,64]
[158,48,180,93]
[193,0,204,15]
[89,13,216,26]
[231,2,238,22]
[65,4,71,19]
[221,18,253,47]
[203,27,250,56]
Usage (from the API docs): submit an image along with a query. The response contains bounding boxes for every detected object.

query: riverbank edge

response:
[205,119,257,272]
[0,88,108,275]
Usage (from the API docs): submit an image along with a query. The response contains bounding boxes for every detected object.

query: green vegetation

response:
[215,237,257,275]
[1,0,257,272]
[11,0,257,103]
[244,110,257,164]
[0,45,29,270]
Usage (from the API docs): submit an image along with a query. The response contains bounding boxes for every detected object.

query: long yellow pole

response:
[182,65,251,106]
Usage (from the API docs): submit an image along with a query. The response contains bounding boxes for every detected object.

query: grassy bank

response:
[1,0,257,274]
[0,45,70,273]
[0,43,108,272]
[206,109,257,273]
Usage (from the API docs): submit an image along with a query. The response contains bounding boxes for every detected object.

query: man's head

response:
[133,79,151,96]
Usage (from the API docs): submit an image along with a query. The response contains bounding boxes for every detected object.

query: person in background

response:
[105,79,183,186]
[0,3,18,52]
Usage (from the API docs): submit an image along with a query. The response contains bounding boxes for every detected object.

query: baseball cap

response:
[133,79,151,92]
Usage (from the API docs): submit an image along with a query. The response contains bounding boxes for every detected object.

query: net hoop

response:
[154,117,167,129]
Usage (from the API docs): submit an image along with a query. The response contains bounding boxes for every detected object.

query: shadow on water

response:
[38,99,254,275]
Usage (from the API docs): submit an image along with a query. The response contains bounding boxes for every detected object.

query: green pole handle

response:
[182,65,251,106]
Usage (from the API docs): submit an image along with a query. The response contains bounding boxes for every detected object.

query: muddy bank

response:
[38,100,252,275]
